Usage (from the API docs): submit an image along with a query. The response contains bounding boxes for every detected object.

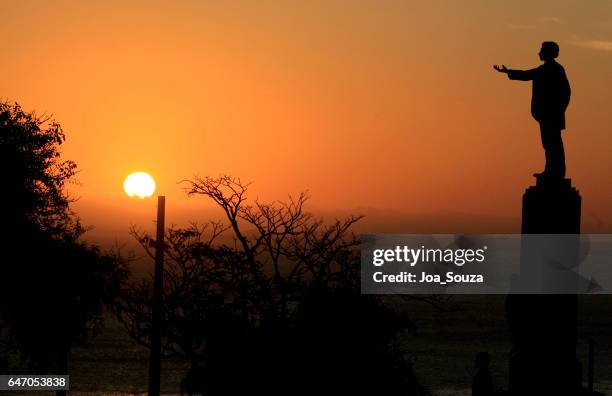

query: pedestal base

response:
[522,178,580,234]
[507,177,582,395]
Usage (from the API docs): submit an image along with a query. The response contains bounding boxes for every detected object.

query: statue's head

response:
[539,41,560,61]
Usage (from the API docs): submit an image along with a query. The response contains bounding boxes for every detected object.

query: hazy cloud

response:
[571,40,612,52]
[506,17,561,31]
[536,16,562,24]
[505,23,535,30]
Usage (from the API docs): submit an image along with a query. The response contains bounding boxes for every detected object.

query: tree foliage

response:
[0,101,127,372]
[0,101,80,239]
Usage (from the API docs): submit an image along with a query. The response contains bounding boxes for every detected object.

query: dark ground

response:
[2,295,612,395]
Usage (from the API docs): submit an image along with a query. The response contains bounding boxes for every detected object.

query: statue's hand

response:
[493,64,509,73]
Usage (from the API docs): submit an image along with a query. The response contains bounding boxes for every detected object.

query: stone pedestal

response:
[507,177,582,395]
[521,176,580,234]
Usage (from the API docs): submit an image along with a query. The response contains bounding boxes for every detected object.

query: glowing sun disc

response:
[124,172,156,199]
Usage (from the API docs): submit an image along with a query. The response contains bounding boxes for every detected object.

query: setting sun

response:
[123,172,156,199]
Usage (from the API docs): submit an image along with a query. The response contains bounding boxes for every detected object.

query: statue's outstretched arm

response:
[507,67,538,81]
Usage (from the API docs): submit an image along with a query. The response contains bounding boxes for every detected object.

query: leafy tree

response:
[0,101,80,239]
[0,101,128,378]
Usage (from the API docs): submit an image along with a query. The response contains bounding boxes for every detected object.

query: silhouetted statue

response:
[472,352,493,396]
[498,45,582,394]
[494,41,571,179]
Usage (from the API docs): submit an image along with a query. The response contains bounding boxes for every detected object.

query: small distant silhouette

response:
[494,41,571,179]
[472,352,493,396]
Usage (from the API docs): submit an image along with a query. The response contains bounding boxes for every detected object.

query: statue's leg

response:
[540,123,565,178]
[539,123,552,174]
[558,130,566,177]
[549,127,565,178]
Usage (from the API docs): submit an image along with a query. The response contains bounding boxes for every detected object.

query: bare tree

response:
[117,175,363,356]
[183,175,363,323]
[116,175,431,396]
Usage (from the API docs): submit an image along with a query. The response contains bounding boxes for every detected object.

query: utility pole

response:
[148,195,165,396]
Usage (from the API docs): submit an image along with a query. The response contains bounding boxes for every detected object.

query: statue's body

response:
[495,41,571,179]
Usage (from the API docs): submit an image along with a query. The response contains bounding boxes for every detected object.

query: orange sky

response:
[2,1,612,244]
